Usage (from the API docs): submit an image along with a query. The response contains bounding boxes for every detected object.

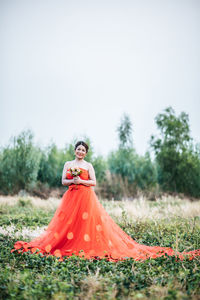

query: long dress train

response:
[11,168,200,262]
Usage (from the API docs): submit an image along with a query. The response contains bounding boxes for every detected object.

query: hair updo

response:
[74,141,89,153]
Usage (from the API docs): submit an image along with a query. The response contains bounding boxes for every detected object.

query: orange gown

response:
[11,168,200,261]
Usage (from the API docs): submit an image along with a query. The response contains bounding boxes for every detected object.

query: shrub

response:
[0,130,41,194]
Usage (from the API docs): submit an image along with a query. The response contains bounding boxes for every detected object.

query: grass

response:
[0,195,200,299]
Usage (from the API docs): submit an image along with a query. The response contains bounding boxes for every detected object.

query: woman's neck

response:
[74,158,84,164]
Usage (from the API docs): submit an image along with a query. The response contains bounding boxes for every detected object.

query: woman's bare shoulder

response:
[85,161,94,170]
[64,160,74,168]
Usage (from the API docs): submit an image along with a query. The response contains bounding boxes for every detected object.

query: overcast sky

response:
[0,0,199,157]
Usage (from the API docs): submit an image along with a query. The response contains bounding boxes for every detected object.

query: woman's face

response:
[75,145,87,159]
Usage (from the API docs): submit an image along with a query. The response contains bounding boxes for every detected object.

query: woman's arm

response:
[81,163,96,186]
[74,163,96,187]
[61,162,74,186]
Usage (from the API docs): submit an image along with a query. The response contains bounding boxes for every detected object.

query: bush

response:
[151,107,200,197]
[0,130,41,195]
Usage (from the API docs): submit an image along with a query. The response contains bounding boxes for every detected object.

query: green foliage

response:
[18,197,33,208]
[0,130,41,194]
[151,107,200,197]
[108,148,137,183]
[107,150,157,198]
[108,113,137,184]
[175,145,200,197]
[100,172,130,200]
[0,203,53,229]
[37,143,67,187]
[152,107,191,151]
[91,155,107,184]
[0,133,107,194]
[107,115,157,198]
[117,113,133,149]
[133,152,158,190]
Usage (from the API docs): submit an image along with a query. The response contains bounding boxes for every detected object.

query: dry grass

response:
[0,195,60,211]
[102,195,200,221]
[0,194,200,220]
[0,195,200,240]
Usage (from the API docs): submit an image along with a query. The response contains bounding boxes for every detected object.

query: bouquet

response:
[69,167,82,177]
[68,167,82,189]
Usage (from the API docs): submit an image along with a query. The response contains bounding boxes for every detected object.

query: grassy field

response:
[0,195,200,300]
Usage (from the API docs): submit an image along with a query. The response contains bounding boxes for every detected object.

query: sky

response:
[0,0,199,157]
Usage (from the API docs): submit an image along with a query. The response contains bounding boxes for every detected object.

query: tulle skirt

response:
[11,184,200,262]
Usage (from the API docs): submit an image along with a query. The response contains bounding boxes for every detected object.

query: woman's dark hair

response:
[74,141,89,153]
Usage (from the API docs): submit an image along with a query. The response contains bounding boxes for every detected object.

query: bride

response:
[11,141,200,261]
[61,141,96,190]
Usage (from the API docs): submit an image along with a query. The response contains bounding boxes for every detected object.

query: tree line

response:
[0,107,200,199]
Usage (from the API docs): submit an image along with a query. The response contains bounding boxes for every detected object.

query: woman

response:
[11,141,200,261]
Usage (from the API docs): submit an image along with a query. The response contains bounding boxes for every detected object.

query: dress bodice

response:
[66,168,89,181]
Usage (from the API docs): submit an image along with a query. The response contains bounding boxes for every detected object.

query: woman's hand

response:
[73,176,82,185]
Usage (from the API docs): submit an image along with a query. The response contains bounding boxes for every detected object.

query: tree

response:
[0,130,41,194]
[150,107,200,197]
[117,113,133,149]
[134,152,157,190]
[108,113,136,182]
[108,113,157,197]
[37,143,67,187]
